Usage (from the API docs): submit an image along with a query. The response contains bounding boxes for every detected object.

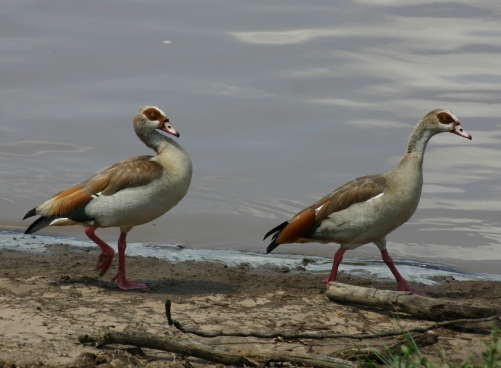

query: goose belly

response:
[313,193,419,246]
[86,176,190,228]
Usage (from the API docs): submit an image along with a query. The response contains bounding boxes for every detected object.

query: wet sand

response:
[0,244,500,367]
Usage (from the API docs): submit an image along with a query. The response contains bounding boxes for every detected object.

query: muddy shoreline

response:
[0,244,500,366]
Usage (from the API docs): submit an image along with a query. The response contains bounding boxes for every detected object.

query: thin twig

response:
[165,300,500,340]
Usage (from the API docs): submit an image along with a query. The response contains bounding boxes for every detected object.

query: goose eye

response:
[442,116,448,122]
[150,112,156,118]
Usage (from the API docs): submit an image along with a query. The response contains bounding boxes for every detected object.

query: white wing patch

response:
[49,218,74,226]
[365,193,384,203]
[315,204,324,215]
[50,218,92,226]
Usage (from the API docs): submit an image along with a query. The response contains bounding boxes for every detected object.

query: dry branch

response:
[78,331,356,368]
[327,282,501,321]
[165,300,500,340]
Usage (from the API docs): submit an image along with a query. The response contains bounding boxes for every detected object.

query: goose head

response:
[134,106,179,138]
[425,109,472,140]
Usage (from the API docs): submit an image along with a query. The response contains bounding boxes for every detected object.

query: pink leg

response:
[111,232,148,290]
[85,225,115,277]
[322,249,346,287]
[380,249,427,296]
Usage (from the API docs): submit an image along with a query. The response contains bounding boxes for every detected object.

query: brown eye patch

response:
[143,107,161,121]
[437,111,456,125]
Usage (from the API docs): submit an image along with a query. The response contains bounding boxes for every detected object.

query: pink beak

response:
[453,123,472,140]
[159,121,180,138]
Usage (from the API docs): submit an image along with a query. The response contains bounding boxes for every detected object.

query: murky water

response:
[1,1,501,279]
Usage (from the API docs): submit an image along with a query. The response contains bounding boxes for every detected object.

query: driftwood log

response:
[78,331,356,368]
[327,282,501,321]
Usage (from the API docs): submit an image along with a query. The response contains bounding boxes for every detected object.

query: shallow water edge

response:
[1,229,500,286]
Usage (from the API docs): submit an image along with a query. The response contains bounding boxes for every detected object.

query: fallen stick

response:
[165,300,500,340]
[78,331,355,368]
[327,282,501,321]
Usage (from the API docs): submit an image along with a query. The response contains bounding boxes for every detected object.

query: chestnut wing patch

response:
[35,156,164,217]
[35,185,92,218]
[275,207,319,244]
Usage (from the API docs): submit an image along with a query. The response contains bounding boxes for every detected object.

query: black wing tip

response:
[263,228,275,241]
[264,221,288,253]
[24,216,53,234]
[23,208,37,220]
[263,221,288,240]
[266,239,280,254]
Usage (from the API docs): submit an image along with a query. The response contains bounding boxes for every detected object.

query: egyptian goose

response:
[23,106,192,290]
[264,109,471,294]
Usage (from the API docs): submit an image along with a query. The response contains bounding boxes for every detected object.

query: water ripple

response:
[0,140,91,157]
